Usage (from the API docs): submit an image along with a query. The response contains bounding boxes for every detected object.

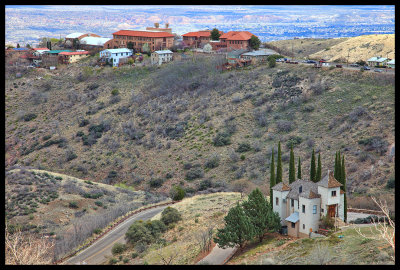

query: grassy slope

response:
[5,55,395,211]
[309,34,395,63]
[228,226,394,265]
[265,37,349,59]
[106,192,242,265]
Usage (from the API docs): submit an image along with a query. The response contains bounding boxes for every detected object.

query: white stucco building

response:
[272,170,344,238]
[151,50,173,65]
[99,48,133,67]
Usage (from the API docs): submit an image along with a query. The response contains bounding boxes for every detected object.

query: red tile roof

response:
[113,30,174,38]
[220,31,255,41]
[59,51,89,56]
[33,47,50,51]
[182,30,223,37]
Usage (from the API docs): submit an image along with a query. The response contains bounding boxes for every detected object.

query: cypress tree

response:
[341,155,347,223]
[316,153,322,182]
[269,149,275,207]
[289,143,295,184]
[214,202,255,250]
[297,157,302,179]
[334,151,338,180]
[337,151,342,182]
[276,142,282,184]
[310,149,316,182]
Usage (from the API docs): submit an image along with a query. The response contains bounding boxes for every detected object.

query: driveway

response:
[197,245,237,265]
[64,205,169,265]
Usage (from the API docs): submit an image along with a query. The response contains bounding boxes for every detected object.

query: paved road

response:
[64,205,169,265]
[347,211,384,222]
[197,245,237,265]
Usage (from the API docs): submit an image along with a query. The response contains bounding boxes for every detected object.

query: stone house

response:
[151,50,173,65]
[272,171,344,238]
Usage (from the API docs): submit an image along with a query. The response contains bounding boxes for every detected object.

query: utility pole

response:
[347,49,350,68]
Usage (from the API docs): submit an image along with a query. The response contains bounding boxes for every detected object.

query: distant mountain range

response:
[5,5,395,45]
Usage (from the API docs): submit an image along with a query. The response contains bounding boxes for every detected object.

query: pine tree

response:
[242,189,270,243]
[210,28,221,41]
[214,202,255,250]
[341,155,347,223]
[334,151,338,180]
[310,149,316,182]
[316,153,322,182]
[276,142,282,184]
[269,149,275,207]
[297,157,302,179]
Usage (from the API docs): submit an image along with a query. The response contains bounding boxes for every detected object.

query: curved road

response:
[64,205,169,265]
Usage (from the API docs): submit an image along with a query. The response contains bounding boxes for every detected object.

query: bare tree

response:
[354,197,395,262]
[5,225,54,265]
[308,241,333,265]
[155,241,180,265]
[197,225,215,253]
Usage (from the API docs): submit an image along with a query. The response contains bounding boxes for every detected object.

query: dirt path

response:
[197,244,237,265]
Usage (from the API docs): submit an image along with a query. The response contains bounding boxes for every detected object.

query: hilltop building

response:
[65,33,100,43]
[103,30,174,52]
[182,30,223,48]
[59,51,90,64]
[79,37,112,50]
[272,170,345,238]
[99,48,133,67]
[367,56,389,67]
[216,31,256,51]
[387,59,395,69]
[240,49,277,64]
[151,50,173,66]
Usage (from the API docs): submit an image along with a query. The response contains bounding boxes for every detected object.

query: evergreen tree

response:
[334,151,338,179]
[341,155,347,222]
[269,149,275,206]
[17,43,20,48]
[289,144,295,184]
[310,149,316,182]
[214,202,255,250]
[337,151,342,182]
[276,142,282,184]
[297,157,302,179]
[249,35,261,50]
[241,189,270,243]
[316,153,322,182]
[210,28,221,41]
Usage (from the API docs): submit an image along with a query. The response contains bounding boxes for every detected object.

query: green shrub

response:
[55,176,62,180]
[131,253,138,259]
[169,185,186,201]
[79,119,90,127]
[111,89,119,96]
[386,175,395,189]
[213,132,231,146]
[240,154,245,160]
[95,201,103,207]
[161,207,182,226]
[69,201,78,209]
[42,135,52,141]
[93,228,102,234]
[125,221,153,245]
[198,179,212,191]
[185,167,204,181]
[236,142,251,153]
[144,220,167,239]
[111,243,126,255]
[204,155,220,169]
[23,113,37,122]
[76,131,85,137]
[286,136,303,148]
[149,178,164,188]
[109,258,118,264]
[123,258,129,264]
[29,214,34,220]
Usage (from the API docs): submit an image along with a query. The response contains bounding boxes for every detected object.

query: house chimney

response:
[165,23,169,28]
[154,22,159,28]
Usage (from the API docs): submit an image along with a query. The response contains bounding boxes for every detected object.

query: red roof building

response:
[104,30,174,52]
[217,31,256,51]
[182,30,223,48]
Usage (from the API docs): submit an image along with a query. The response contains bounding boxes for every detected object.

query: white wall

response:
[299,196,321,235]
[318,186,341,216]
[338,193,345,220]
[273,190,289,225]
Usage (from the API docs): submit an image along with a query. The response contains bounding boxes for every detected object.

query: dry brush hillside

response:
[5,55,395,213]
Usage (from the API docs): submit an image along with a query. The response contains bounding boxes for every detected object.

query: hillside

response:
[5,54,395,214]
[309,34,395,63]
[5,167,166,259]
[265,37,349,59]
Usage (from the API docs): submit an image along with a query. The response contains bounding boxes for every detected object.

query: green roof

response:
[46,50,73,54]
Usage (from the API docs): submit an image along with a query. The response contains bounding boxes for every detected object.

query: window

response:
[299,186,302,193]
[303,224,305,229]
[291,199,294,207]
[275,197,279,206]
[321,208,324,213]
[302,205,305,213]
[331,190,337,197]
[313,205,317,214]
[291,222,295,228]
